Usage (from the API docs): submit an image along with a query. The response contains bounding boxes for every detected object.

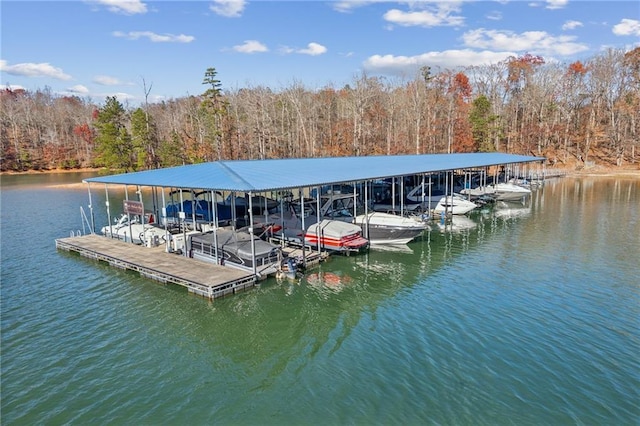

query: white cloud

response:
[56,89,136,103]
[545,0,568,10]
[67,85,90,94]
[0,60,72,80]
[612,19,640,37]
[562,20,583,31]
[1,84,25,92]
[93,75,124,85]
[486,11,502,21]
[332,1,380,13]
[92,91,137,101]
[363,49,517,75]
[280,43,328,56]
[112,31,195,43]
[462,28,588,56]
[107,91,136,100]
[90,0,147,15]
[210,0,245,18]
[298,42,327,56]
[233,40,268,53]
[383,8,464,28]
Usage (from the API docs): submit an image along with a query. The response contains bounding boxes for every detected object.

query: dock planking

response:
[55,234,259,300]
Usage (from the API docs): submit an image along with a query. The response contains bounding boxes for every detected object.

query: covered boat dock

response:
[57,153,545,299]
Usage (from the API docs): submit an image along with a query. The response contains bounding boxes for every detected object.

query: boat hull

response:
[354,212,428,245]
[492,185,532,201]
[358,225,424,245]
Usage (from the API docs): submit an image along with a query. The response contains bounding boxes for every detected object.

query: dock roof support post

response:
[87,183,95,234]
[230,192,237,231]
[352,182,357,218]
[263,196,268,226]
[392,177,396,212]
[105,184,112,239]
[317,187,322,256]
[316,192,322,252]
[400,176,405,215]
[363,181,370,240]
[420,174,425,212]
[428,174,433,214]
[179,189,187,257]
[125,185,133,244]
[137,185,145,224]
[279,196,285,247]
[301,191,306,268]
[248,192,257,278]
[191,190,197,230]
[211,190,219,264]
[162,188,169,253]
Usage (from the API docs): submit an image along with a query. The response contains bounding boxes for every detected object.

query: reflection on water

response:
[0,171,100,188]
[433,214,479,233]
[369,243,415,254]
[492,200,532,219]
[1,173,639,425]
[306,270,353,293]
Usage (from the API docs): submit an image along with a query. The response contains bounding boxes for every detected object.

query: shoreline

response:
[0,168,106,176]
[563,164,640,178]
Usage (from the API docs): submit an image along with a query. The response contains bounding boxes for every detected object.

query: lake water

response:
[1,172,639,425]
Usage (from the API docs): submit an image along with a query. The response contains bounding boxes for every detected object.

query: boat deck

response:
[55,234,259,300]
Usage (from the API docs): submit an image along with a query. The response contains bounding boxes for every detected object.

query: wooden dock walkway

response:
[55,234,259,300]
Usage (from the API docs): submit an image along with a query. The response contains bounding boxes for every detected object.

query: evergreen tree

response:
[158,130,185,167]
[130,107,158,170]
[469,95,498,152]
[200,67,228,160]
[94,96,134,171]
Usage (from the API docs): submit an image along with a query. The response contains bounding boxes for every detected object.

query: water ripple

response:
[2,176,639,425]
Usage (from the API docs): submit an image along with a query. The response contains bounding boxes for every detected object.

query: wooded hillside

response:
[1,48,638,173]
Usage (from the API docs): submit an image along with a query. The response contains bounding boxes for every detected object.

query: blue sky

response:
[2,1,639,105]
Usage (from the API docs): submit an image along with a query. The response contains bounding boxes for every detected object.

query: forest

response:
[1,47,638,173]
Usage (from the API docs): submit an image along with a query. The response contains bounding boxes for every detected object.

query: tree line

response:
[1,47,638,173]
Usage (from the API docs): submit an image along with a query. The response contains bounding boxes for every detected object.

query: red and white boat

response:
[253,194,370,253]
[305,219,369,253]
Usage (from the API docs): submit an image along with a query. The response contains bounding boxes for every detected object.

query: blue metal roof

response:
[84,153,544,192]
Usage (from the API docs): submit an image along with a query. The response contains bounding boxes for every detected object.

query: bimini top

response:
[84,153,544,192]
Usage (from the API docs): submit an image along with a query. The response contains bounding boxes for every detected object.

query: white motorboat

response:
[490,182,532,201]
[432,194,478,215]
[101,213,166,246]
[354,212,428,245]
[460,181,532,202]
[459,186,494,200]
[404,185,477,215]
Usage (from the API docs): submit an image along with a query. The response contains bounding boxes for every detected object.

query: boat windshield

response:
[323,196,356,218]
[289,201,316,218]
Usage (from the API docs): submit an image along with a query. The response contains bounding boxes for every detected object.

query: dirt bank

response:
[565,165,640,178]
